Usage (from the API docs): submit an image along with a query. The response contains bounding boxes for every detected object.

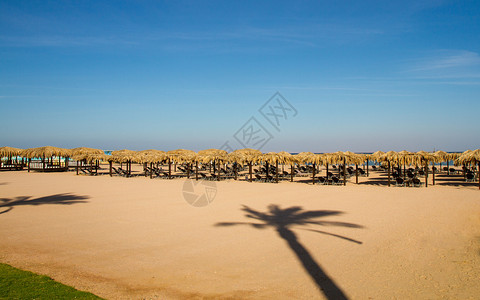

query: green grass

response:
[0,263,103,299]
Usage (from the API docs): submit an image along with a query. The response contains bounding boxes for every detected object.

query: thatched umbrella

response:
[71,147,104,156]
[326,151,358,185]
[166,149,197,179]
[72,153,110,175]
[227,151,246,180]
[414,151,437,187]
[233,148,262,182]
[277,151,296,182]
[377,151,398,187]
[0,146,23,166]
[456,149,480,189]
[456,150,473,179]
[295,152,319,184]
[23,146,72,172]
[395,150,415,181]
[71,147,105,175]
[434,150,449,180]
[136,150,167,178]
[198,149,227,181]
[111,149,137,177]
[345,152,365,184]
[446,152,461,175]
[262,152,281,183]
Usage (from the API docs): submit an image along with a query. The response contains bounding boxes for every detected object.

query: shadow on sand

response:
[0,193,89,215]
[215,204,363,300]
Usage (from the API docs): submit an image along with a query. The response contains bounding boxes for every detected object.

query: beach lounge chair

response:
[412,178,421,187]
[395,177,405,187]
[317,176,327,185]
[112,167,122,176]
[466,172,475,182]
[331,176,341,185]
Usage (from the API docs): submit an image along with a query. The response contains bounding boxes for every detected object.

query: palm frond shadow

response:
[0,193,89,215]
[215,204,363,300]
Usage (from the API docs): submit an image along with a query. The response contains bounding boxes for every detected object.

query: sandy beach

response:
[1,169,480,299]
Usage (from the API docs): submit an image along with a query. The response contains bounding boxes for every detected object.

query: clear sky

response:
[1,0,479,152]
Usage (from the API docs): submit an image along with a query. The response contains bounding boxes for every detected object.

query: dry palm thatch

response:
[370,151,385,162]
[0,146,23,157]
[455,150,474,165]
[109,150,137,177]
[197,149,228,163]
[343,151,366,184]
[236,148,262,162]
[261,152,280,164]
[434,150,449,162]
[276,151,296,165]
[234,148,262,182]
[166,149,197,163]
[136,150,167,163]
[260,152,282,183]
[165,149,197,179]
[228,151,246,164]
[197,149,227,181]
[295,152,324,184]
[71,147,104,162]
[111,149,137,162]
[75,153,110,163]
[23,146,72,159]
[71,147,104,156]
[295,152,316,164]
[376,151,400,187]
[275,151,298,182]
[448,152,461,162]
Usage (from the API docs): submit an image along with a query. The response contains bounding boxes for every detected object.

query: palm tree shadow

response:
[215,205,363,300]
[0,193,89,215]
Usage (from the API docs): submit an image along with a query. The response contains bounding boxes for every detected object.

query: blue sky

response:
[1,0,479,152]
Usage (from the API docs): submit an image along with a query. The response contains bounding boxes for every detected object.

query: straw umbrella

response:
[377,151,398,187]
[136,150,167,178]
[228,151,246,180]
[71,147,104,175]
[295,152,318,184]
[344,152,365,184]
[370,151,385,176]
[111,149,137,177]
[414,151,436,187]
[72,153,110,175]
[234,149,262,182]
[277,151,296,182]
[198,149,227,181]
[456,149,480,189]
[262,152,281,183]
[446,152,460,175]
[326,151,355,185]
[166,149,197,179]
[395,150,415,181]
[434,150,449,179]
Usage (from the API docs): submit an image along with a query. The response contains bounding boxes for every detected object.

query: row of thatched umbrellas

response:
[1,146,479,188]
